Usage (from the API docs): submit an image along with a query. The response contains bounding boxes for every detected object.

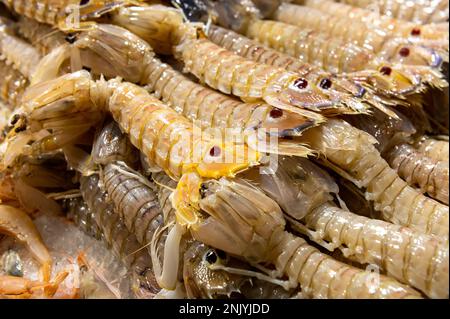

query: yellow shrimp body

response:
[336,0,449,24]
[107,81,261,180]
[198,178,422,298]
[415,137,449,162]
[275,3,444,68]
[178,38,349,115]
[386,143,449,204]
[272,232,422,298]
[207,25,376,110]
[299,119,449,240]
[245,18,446,94]
[16,17,66,55]
[300,0,449,43]
[0,20,42,79]
[0,61,29,108]
[293,202,449,298]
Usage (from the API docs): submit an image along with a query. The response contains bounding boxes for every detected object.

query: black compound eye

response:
[209,145,221,157]
[319,78,332,90]
[411,28,421,36]
[10,114,20,125]
[65,33,77,44]
[205,250,218,264]
[269,108,283,118]
[399,47,410,57]
[79,0,89,5]
[379,66,392,76]
[293,78,308,89]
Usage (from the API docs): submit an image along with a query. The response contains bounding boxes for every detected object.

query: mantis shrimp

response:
[295,0,449,45]
[202,0,446,95]
[334,0,450,24]
[78,173,161,298]
[4,69,262,260]
[192,175,422,298]
[13,20,320,161]
[103,4,372,115]
[414,136,449,162]
[274,3,447,68]
[25,15,448,237]
[87,122,298,297]
[297,118,449,240]
[343,108,449,204]
[241,156,449,298]
[205,24,409,116]
[149,166,422,298]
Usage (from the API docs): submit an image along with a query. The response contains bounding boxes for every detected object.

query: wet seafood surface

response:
[0,0,448,299]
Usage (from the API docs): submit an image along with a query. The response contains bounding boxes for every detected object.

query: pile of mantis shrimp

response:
[0,0,448,299]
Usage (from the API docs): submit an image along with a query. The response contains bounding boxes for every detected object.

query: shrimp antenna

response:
[151,176,176,192]
[208,263,293,291]
[171,0,213,35]
[109,162,157,191]
[30,27,65,48]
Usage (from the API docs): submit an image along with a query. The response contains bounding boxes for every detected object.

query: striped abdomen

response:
[245,19,373,73]
[271,231,422,298]
[386,143,449,204]
[300,119,449,240]
[102,162,163,251]
[297,202,449,298]
[80,174,160,296]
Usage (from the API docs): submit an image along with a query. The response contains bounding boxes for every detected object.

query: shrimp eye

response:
[216,249,227,260]
[205,250,218,264]
[65,34,77,44]
[79,0,90,5]
[319,78,332,90]
[399,47,410,57]
[379,66,392,76]
[411,28,421,36]
[10,114,20,125]
[200,183,208,199]
[269,108,283,118]
[293,78,308,89]
[209,146,221,157]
